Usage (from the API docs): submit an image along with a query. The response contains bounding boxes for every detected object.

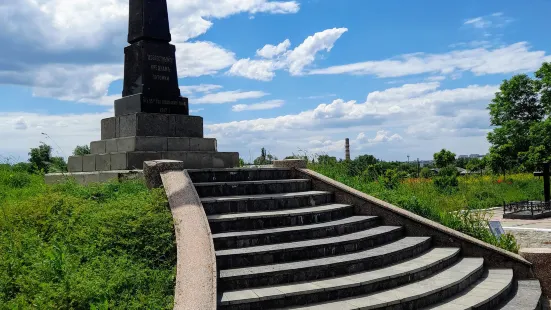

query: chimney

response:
[345,138,350,161]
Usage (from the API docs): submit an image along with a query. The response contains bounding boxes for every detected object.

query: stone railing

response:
[144,160,217,310]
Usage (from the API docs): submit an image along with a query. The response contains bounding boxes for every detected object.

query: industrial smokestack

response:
[345,138,350,161]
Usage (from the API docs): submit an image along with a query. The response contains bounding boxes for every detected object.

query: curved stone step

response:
[219,247,461,309]
[201,191,333,215]
[212,215,380,250]
[423,269,513,310]
[208,203,354,234]
[188,167,291,183]
[216,226,404,269]
[286,257,485,310]
[219,236,432,290]
[194,179,311,197]
[499,280,543,310]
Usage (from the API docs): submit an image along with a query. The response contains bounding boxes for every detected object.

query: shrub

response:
[420,167,433,179]
[380,169,401,189]
[0,173,176,308]
[433,166,459,192]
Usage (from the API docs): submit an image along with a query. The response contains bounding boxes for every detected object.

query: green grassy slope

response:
[0,165,176,309]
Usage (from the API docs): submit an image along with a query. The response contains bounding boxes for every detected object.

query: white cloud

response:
[207,82,496,136]
[309,42,551,78]
[0,0,300,50]
[299,94,337,100]
[257,39,291,59]
[30,64,123,105]
[13,117,28,130]
[175,41,236,77]
[228,27,348,81]
[228,59,278,81]
[464,17,491,29]
[286,27,348,75]
[463,12,512,31]
[0,0,300,104]
[0,112,110,160]
[232,100,285,112]
[357,131,403,143]
[180,84,223,95]
[194,90,268,104]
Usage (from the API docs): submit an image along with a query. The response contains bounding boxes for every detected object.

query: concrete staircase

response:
[188,167,543,310]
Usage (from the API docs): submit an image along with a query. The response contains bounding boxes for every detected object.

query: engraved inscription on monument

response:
[115,0,189,116]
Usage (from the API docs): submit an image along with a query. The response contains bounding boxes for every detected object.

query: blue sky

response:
[1,0,550,163]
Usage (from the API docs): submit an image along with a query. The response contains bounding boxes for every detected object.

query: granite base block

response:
[90,136,217,154]
[67,151,239,172]
[45,170,144,185]
[101,113,203,139]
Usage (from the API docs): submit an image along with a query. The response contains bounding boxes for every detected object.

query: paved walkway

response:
[488,209,551,248]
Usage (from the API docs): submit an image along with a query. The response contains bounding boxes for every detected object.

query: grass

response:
[310,162,545,253]
[0,164,176,309]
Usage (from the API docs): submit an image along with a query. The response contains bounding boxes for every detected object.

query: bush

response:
[433,166,459,192]
[0,170,176,308]
[420,167,433,179]
[380,169,401,189]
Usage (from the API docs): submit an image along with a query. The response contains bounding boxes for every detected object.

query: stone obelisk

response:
[48,0,239,184]
[116,0,189,115]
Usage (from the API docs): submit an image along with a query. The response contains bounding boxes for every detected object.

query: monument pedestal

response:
[64,113,238,174]
[45,0,240,185]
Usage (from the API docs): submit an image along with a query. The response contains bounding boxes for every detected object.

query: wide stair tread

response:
[195,179,312,197]
[499,280,543,310]
[188,167,291,183]
[219,247,460,307]
[212,216,379,249]
[216,226,403,268]
[201,190,330,203]
[424,269,513,310]
[207,203,351,222]
[195,179,310,186]
[287,257,484,309]
[217,226,401,256]
[219,237,431,289]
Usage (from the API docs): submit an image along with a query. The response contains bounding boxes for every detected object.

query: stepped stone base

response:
[89,136,217,154]
[68,151,238,172]
[45,170,144,185]
[101,113,203,140]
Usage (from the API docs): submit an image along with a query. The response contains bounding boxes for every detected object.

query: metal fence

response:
[503,200,551,216]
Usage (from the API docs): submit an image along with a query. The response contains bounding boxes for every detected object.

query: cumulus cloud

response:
[194,90,268,104]
[228,27,348,81]
[309,42,551,78]
[180,84,223,95]
[0,0,300,104]
[207,82,496,136]
[232,100,285,112]
[357,131,403,144]
[257,39,291,59]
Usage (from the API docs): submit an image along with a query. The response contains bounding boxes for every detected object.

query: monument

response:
[47,0,239,184]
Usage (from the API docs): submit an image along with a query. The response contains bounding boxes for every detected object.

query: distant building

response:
[458,155,469,159]
[469,154,483,159]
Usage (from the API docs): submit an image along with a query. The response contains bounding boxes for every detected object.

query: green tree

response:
[348,154,378,176]
[466,158,483,175]
[433,166,459,192]
[317,155,337,165]
[28,143,52,173]
[420,167,433,179]
[253,148,277,165]
[28,142,67,174]
[487,70,549,172]
[73,145,91,156]
[433,149,456,168]
[455,157,469,169]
